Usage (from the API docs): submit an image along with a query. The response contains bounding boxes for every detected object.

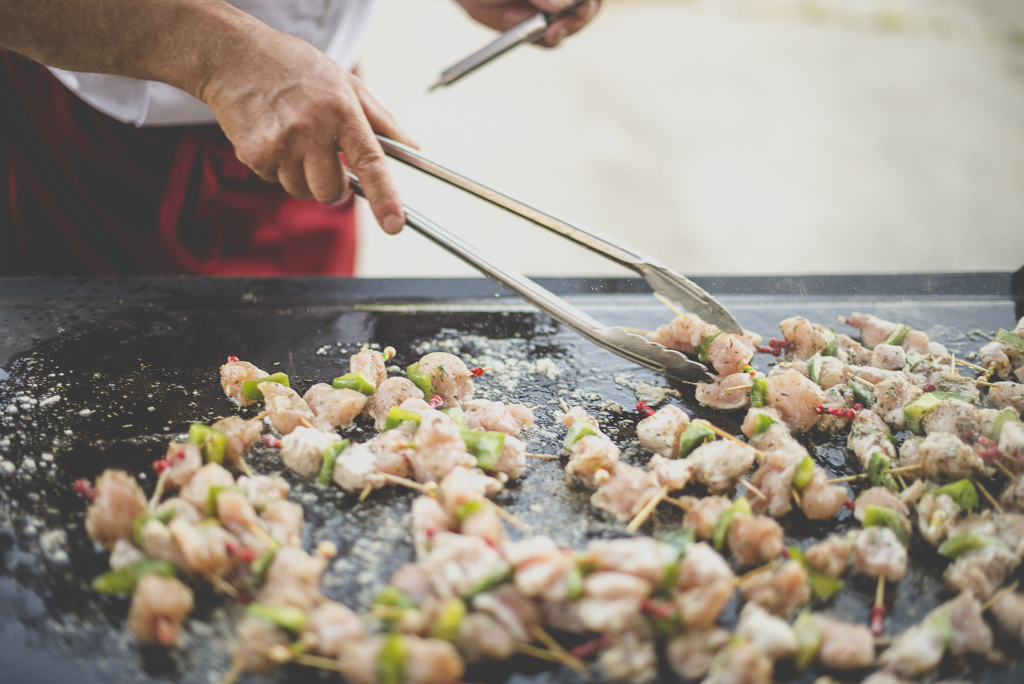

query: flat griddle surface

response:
[1,274,1022,684]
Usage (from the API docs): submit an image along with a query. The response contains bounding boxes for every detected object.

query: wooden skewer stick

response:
[703,423,769,462]
[888,464,922,475]
[515,642,570,666]
[201,570,238,599]
[250,411,269,422]
[526,453,560,460]
[791,487,802,507]
[626,485,670,533]
[236,458,253,477]
[654,292,686,319]
[972,478,1005,514]
[895,473,908,491]
[246,521,280,550]
[377,472,434,493]
[486,500,529,531]
[828,464,922,484]
[954,357,990,373]
[358,483,374,502]
[530,626,589,675]
[982,580,1020,612]
[734,559,781,586]
[299,417,316,430]
[620,327,653,336]
[976,380,999,388]
[994,460,1019,482]
[872,636,895,647]
[870,574,886,636]
[148,471,168,509]
[220,657,244,684]
[292,653,343,671]
[850,375,876,388]
[740,477,767,501]
[664,496,692,511]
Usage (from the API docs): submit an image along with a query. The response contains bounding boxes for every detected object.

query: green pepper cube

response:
[995,328,1024,355]
[374,586,418,612]
[467,561,513,597]
[384,406,422,431]
[430,598,466,642]
[712,498,751,551]
[698,331,723,364]
[332,371,377,396]
[793,610,822,671]
[441,407,468,430]
[937,532,1007,559]
[378,633,408,684]
[317,439,350,485]
[461,430,506,470]
[750,412,781,437]
[848,380,873,407]
[206,484,243,517]
[567,561,585,601]
[405,363,435,398]
[789,546,844,599]
[91,558,178,595]
[563,420,599,452]
[822,328,838,357]
[903,393,942,434]
[793,456,816,491]
[905,350,924,370]
[455,500,484,523]
[930,391,977,404]
[188,423,227,465]
[930,479,978,510]
[246,603,307,633]
[251,548,276,586]
[863,504,911,547]
[807,353,823,385]
[867,452,894,490]
[678,420,716,458]
[241,372,290,401]
[750,378,768,408]
[884,323,911,347]
[991,411,1022,441]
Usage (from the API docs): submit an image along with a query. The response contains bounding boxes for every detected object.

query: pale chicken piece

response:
[1001,473,1024,511]
[337,634,384,684]
[84,469,148,549]
[490,433,527,480]
[852,527,907,582]
[300,601,365,658]
[901,328,931,354]
[737,329,763,349]
[704,332,756,376]
[990,381,1024,414]
[871,343,907,370]
[854,487,911,528]
[703,642,774,684]
[409,405,475,483]
[673,542,736,627]
[260,381,315,435]
[366,377,425,431]
[403,637,466,684]
[153,495,200,527]
[566,434,621,487]
[279,425,345,480]
[740,406,784,439]
[585,536,670,584]
[236,474,290,510]
[695,371,755,410]
[688,439,757,492]
[412,495,454,558]
[261,500,304,545]
[815,384,854,434]
[920,431,993,481]
[739,559,811,618]
[233,616,290,675]
[726,513,785,567]
[128,575,194,646]
[168,517,237,576]
[368,426,415,480]
[416,352,475,408]
[648,454,695,491]
[804,531,858,577]
[922,398,980,438]
[850,365,894,385]
[303,383,367,431]
[817,356,848,390]
[943,544,1020,600]
[666,627,731,680]
[137,519,185,567]
[778,315,835,361]
[471,584,540,642]
[331,442,385,492]
[835,333,872,365]
[845,313,897,348]
[900,478,929,506]
[212,416,262,467]
[466,400,535,437]
[749,421,806,463]
[215,489,268,549]
[599,633,658,684]
[870,373,922,430]
[540,600,587,635]
[504,535,572,602]
[456,506,505,546]
[800,470,848,520]
[918,492,962,546]
[420,531,506,598]
[350,346,387,387]
[998,419,1024,460]
[178,462,234,514]
[438,466,503,515]
[994,512,1024,554]
[591,462,661,521]
[990,591,1024,642]
[109,538,145,571]
[810,614,876,670]
[878,622,947,679]
[847,409,897,468]
[636,404,690,457]
[923,369,980,404]
[935,590,994,657]
[898,436,923,470]
[766,369,826,433]
[561,404,597,429]
[578,571,653,634]
[220,359,268,406]
[746,450,799,518]
[160,442,203,490]
[735,602,797,660]
[259,546,326,612]
[767,359,808,378]
[683,495,732,539]
[457,613,516,663]
[979,340,1020,380]
[649,313,718,355]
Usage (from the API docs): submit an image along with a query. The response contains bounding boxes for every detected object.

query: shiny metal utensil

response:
[429,0,588,91]
[376,135,744,335]
[345,169,716,382]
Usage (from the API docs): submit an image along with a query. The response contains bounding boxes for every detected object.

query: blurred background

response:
[355,0,1024,278]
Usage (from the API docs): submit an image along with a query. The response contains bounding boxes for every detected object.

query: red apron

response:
[0,49,356,276]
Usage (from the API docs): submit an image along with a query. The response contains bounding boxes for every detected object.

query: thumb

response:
[528,0,574,12]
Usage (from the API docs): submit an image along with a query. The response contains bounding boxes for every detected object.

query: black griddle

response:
[1,273,1022,684]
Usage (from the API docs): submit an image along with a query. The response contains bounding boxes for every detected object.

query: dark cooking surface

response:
[1,274,1022,684]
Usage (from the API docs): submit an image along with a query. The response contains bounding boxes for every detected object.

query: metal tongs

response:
[346,136,744,382]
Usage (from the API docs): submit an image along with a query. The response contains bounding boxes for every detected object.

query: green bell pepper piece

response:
[188,423,227,465]
[848,380,873,407]
[867,452,897,492]
[751,412,780,437]
[864,504,911,547]
[930,479,978,510]
[678,420,716,458]
[332,371,377,395]
[750,377,768,408]
[374,586,418,611]
[431,598,466,642]
[698,331,723,364]
[384,406,421,431]
[241,372,290,401]
[562,420,599,452]
[132,508,175,548]
[405,363,434,398]
[378,633,407,684]
[251,548,276,586]
[937,532,1008,559]
[789,546,844,599]
[992,411,1022,441]
[995,328,1024,355]
[466,561,513,598]
[807,353,823,385]
[712,498,751,551]
[793,610,821,671]
[317,439,349,485]
[930,391,976,404]
[92,558,178,595]
[441,407,468,430]
[884,323,911,347]
[461,430,506,470]
[793,455,816,491]
[246,603,307,633]
[905,350,924,370]
[206,484,243,517]
[822,328,838,357]
[660,528,695,560]
[455,500,483,523]
[904,393,942,434]
[567,561,585,601]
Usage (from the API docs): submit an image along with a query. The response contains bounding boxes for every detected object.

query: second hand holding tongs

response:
[347,137,744,382]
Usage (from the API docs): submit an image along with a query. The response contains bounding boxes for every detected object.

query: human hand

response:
[199,27,415,235]
[455,0,601,47]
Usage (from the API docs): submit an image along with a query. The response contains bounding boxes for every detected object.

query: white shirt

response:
[48,0,375,127]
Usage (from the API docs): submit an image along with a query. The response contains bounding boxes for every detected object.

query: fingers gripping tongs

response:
[346,137,744,382]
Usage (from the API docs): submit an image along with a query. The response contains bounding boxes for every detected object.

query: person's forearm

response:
[0,0,265,100]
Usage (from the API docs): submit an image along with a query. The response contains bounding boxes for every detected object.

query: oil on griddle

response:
[0,294,1022,684]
